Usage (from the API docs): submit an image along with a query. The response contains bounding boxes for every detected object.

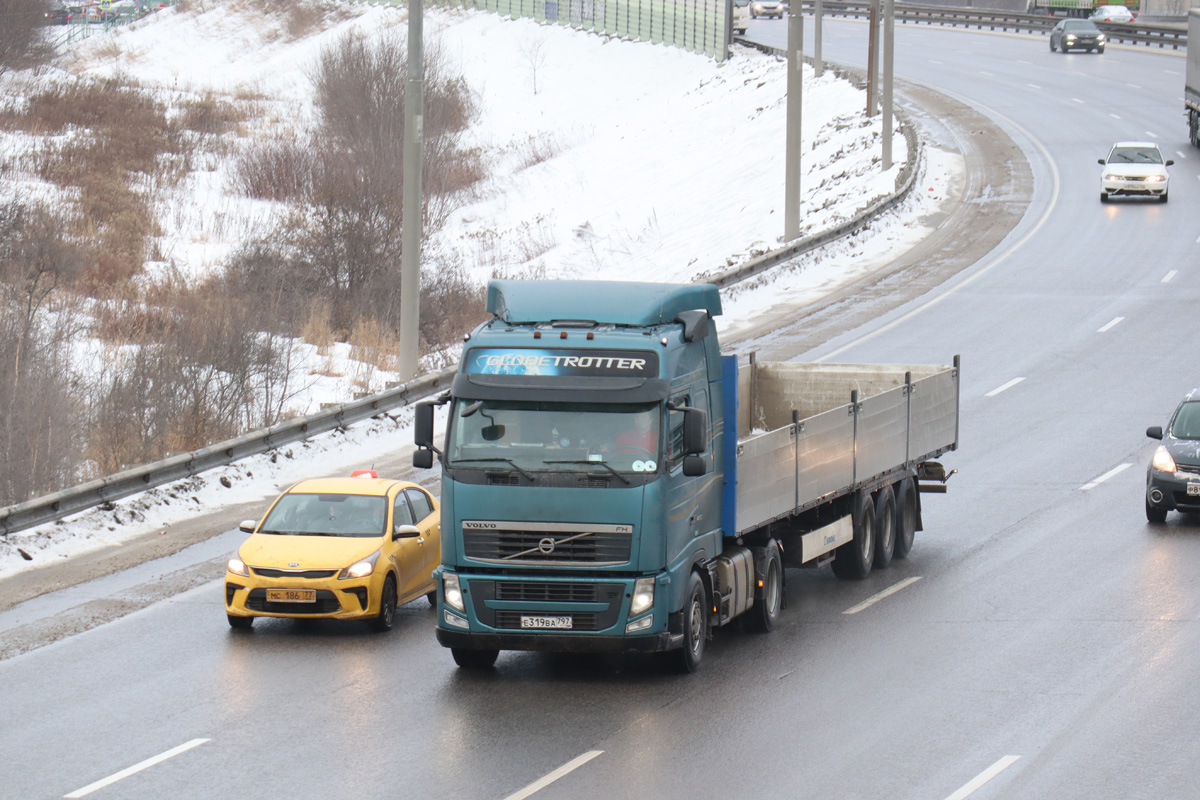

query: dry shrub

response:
[349,316,398,371]
[418,264,488,356]
[231,137,314,201]
[515,133,560,171]
[178,92,245,136]
[302,298,335,352]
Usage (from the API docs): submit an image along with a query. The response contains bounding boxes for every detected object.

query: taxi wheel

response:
[227,614,253,630]
[371,575,398,632]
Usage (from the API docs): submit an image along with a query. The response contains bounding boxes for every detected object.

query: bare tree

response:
[523,35,550,96]
[0,0,53,77]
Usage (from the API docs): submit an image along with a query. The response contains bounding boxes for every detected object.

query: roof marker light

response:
[351,470,378,479]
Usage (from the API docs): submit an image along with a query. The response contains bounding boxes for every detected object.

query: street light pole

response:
[784,9,804,242]
[398,0,425,381]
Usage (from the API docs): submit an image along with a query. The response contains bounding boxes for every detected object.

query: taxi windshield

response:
[259,493,388,537]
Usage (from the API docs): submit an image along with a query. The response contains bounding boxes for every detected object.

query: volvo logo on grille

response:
[537,537,557,554]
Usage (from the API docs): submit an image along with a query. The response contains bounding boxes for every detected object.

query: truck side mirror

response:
[413,449,434,469]
[1147,426,1163,440]
[683,408,707,455]
[683,455,707,476]
[415,402,435,448]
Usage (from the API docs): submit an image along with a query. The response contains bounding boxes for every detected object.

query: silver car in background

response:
[750,0,784,18]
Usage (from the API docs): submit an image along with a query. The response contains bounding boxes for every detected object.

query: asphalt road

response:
[4,18,1200,800]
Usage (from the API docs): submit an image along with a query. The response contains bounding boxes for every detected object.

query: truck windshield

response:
[448,400,661,474]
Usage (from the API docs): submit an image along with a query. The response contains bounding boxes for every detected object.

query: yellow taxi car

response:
[224,471,440,631]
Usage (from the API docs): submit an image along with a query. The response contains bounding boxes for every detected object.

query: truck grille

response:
[495,582,600,602]
[462,521,633,565]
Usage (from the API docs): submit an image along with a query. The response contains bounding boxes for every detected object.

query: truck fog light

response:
[626,615,654,633]
[444,573,466,612]
[630,577,655,616]
[444,610,470,629]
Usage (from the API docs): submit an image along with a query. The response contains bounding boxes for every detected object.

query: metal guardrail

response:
[1,9,933,538]
[801,1,1187,49]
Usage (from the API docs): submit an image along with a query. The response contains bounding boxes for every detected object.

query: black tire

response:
[1160,192,1168,204]
[874,485,896,569]
[1100,192,1108,203]
[452,648,499,669]
[371,574,397,632]
[673,571,708,673]
[1097,45,1105,53]
[832,490,876,580]
[1146,498,1168,524]
[1061,43,1069,53]
[745,542,783,633]
[227,614,253,630]
[1049,38,1056,51]
[894,477,918,560]
[426,589,437,607]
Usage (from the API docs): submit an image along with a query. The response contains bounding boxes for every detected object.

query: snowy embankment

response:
[0,2,960,579]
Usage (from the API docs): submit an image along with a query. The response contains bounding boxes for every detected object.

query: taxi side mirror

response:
[393,524,421,540]
[238,519,257,533]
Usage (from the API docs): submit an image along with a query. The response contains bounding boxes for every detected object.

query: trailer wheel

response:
[673,571,708,673]
[874,485,896,569]
[832,491,875,580]
[746,542,783,633]
[894,477,918,559]
[452,648,499,669]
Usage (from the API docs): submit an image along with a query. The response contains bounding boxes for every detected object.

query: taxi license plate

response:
[1188,484,1200,497]
[267,589,316,603]
[520,616,572,630]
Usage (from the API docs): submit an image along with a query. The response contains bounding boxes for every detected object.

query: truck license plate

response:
[267,589,316,603]
[520,615,572,629]
[1188,484,1200,497]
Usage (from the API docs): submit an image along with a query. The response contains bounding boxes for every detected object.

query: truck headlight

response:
[227,556,250,577]
[338,550,380,580]
[444,573,466,612]
[1152,446,1176,473]
[630,577,655,616]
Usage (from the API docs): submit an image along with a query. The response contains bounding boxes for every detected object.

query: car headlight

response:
[1097,33,1106,42]
[1152,445,1176,473]
[227,556,250,577]
[338,550,380,580]
[1104,174,1122,181]
[443,572,466,612]
[630,577,655,616]
[1145,175,1165,183]
[1065,35,1076,42]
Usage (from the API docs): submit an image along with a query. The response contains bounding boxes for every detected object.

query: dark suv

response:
[1145,389,1200,522]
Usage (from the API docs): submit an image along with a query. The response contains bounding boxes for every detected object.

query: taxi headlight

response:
[1152,445,1176,473]
[444,573,466,612]
[338,550,380,580]
[227,556,250,577]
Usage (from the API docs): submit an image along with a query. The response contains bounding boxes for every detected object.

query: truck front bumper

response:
[437,627,678,654]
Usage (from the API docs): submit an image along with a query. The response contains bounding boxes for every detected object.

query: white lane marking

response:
[1080,463,1132,491]
[944,755,1021,800]
[985,377,1025,398]
[1072,97,1085,104]
[64,739,210,798]
[930,59,944,65]
[1162,270,1178,283]
[1027,83,1042,90]
[1097,316,1124,333]
[979,70,993,77]
[1145,131,1158,139]
[843,577,922,615]
[503,751,604,800]
[1177,151,1188,160]
[1109,113,1122,120]
[1127,83,1142,89]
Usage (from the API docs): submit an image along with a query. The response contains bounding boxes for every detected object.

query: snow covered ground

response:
[0,2,961,579]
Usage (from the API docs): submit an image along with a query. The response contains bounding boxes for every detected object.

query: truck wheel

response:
[371,574,397,632]
[746,542,783,633]
[673,571,708,673]
[894,477,918,559]
[832,491,875,580]
[874,485,896,569]
[452,648,499,669]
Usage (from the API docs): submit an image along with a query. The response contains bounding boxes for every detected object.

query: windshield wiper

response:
[453,457,535,482]
[544,459,632,485]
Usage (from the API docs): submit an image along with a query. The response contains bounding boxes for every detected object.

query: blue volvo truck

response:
[413,280,959,671]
